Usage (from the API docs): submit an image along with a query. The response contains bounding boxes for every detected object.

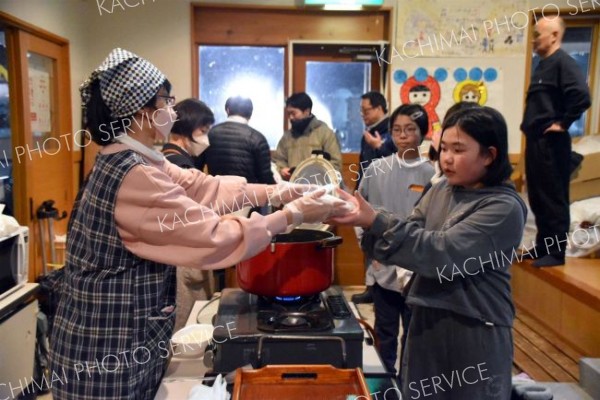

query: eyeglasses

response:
[157,95,176,106]
[392,125,419,136]
[360,107,375,115]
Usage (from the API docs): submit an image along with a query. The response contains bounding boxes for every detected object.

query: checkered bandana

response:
[80,48,165,118]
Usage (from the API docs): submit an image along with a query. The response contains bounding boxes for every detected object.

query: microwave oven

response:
[0,226,29,301]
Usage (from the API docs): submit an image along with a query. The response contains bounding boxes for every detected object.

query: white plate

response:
[171,323,214,357]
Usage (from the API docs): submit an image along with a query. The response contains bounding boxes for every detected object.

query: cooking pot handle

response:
[256,335,347,368]
[317,236,343,249]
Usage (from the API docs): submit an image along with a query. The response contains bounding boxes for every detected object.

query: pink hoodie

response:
[100,143,288,270]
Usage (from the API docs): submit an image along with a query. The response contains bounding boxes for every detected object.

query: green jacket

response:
[273,117,342,172]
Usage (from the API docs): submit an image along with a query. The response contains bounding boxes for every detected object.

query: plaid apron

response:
[50,150,176,399]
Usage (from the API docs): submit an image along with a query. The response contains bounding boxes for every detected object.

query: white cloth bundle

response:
[187,374,230,400]
[0,204,21,238]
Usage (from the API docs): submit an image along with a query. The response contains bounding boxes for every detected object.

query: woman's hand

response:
[326,189,377,228]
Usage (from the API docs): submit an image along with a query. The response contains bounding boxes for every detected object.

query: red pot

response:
[236,229,343,297]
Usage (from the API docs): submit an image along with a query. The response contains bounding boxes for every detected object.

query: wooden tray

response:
[232,364,371,400]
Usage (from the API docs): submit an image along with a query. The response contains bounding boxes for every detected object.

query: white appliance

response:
[0,226,30,301]
[0,284,39,399]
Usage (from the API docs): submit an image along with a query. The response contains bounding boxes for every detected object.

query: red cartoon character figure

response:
[400,75,441,139]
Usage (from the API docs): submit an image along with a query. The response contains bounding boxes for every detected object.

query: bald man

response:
[521,16,591,267]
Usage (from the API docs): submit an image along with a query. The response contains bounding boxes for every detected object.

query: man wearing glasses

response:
[357,92,396,190]
[352,91,397,305]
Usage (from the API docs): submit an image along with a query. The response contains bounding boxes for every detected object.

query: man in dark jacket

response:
[204,96,275,185]
[521,16,591,267]
[356,92,396,189]
[352,92,396,304]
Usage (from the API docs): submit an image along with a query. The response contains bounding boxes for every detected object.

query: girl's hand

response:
[327,189,377,228]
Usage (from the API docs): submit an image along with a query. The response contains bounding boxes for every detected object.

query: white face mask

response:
[189,134,210,156]
[152,106,177,141]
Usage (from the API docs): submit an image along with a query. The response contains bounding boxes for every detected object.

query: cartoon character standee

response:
[400,75,441,139]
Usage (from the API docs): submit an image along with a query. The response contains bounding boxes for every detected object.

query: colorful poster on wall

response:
[391,64,503,139]
[396,0,529,57]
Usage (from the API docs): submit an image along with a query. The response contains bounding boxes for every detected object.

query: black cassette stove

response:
[211,286,364,373]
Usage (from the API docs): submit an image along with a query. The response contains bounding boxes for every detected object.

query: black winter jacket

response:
[203,121,275,184]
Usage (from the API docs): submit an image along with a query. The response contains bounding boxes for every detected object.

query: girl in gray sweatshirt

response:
[332,106,527,400]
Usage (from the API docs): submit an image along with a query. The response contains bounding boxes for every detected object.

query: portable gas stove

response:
[210,286,364,373]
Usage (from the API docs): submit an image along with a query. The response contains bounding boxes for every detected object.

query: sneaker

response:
[351,287,374,304]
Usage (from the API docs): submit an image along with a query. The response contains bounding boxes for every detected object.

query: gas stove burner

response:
[280,313,307,327]
[257,310,334,332]
[275,295,302,302]
[258,294,322,313]
[212,287,364,373]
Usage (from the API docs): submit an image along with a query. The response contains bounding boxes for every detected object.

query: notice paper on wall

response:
[29,68,52,133]
[395,0,528,58]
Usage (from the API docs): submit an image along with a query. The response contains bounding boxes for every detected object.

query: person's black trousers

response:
[372,282,410,375]
[525,132,572,256]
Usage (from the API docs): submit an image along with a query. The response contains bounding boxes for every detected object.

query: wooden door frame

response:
[1,11,72,226]
[288,40,387,95]
[17,31,73,222]
[1,12,72,280]
[0,11,69,44]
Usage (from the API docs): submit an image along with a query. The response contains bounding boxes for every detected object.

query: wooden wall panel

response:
[193,6,390,46]
[561,295,600,356]
[512,265,563,334]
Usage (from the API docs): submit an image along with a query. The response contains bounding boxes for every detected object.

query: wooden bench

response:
[512,258,600,359]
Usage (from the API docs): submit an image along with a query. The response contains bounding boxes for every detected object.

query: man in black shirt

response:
[521,16,591,267]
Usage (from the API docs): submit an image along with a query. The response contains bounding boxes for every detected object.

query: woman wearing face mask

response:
[162,98,213,167]
[49,48,348,400]
[161,98,217,332]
